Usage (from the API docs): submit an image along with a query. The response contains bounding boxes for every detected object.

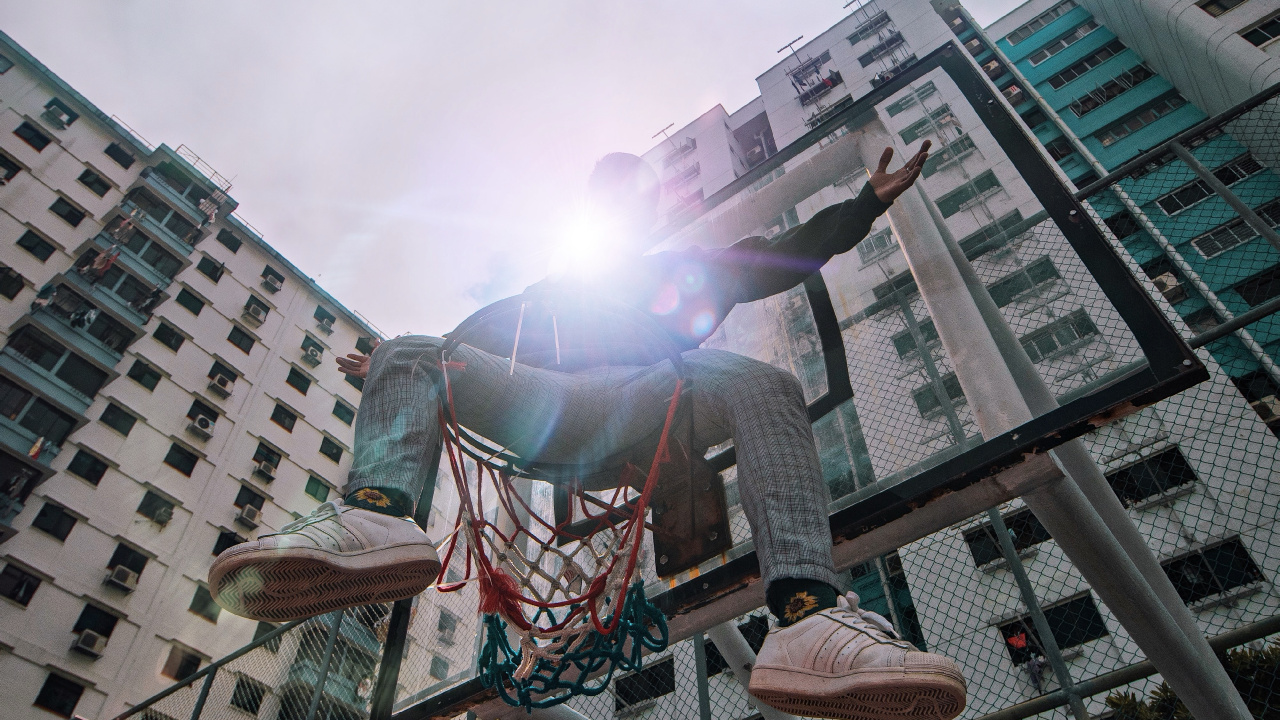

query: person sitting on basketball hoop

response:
[210,140,969,720]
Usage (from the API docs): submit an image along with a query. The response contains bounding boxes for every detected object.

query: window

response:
[126,360,161,391]
[1068,64,1155,118]
[43,98,79,127]
[959,210,1025,260]
[1027,21,1098,66]
[706,615,770,676]
[14,121,51,151]
[998,594,1108,664]
[332,400,355,426]
[614,657,675,711]
[1157,154,1263,215]
[1046,39,1126,89]
[74,603,119,639]
[213,530,245,555]
[0,563,41,606]
[108,543,148,575]
[988,258,1061,307]
[68,449,108,484]
[209,361,238,383]
[1104,211,1140,240]
[429,656,450,680]
[848,10,892,44]
[304,476,329,502]
[33,673,84,718]
[31,502,76,541]
[1199,0,1247,17]
[319,437,343,463]
[0,152,21,183]
[1044,136,1074,162]
[438,610,458,644]
[262,265,284,287]
[17,230,55,261]
[935,171,1002,218]
[234,485,265,510]
[78,169,111,197]
[301,335,324,355]
[1020,311,1098,362]
[164,443,199,476]
[230,676,269,714]
[196,256,224,282]
[1106,447,1198,506]
[1234,264,1280,307]
[913,372,965,418]
[963,508,1051,567]
[244,294,270,322]
[857,31,906,67]
[891,318,939,359]
[1005,1,1077,45]
[1184,306,1222,334]
[174,288,204,315]
[1243,14,1280,45]
[227,326,254,354]
[1162,537,1263,605]
[921,135,977,177]
[899,105,956,145]
[345,373,365,392]
[1097,93,1188,147]
[162,646,202,681]
[286,367,312,394]
[149,323,184,354]
[190,584,220,622]
[215,229,242,252]
[314,306,337,327]
[101,403,138,436]
[872,272,918,302]
[252,442,282,468]
[99,143,136,172]
[270,403,297,432]
[0,54,11,73]
[356,336,378,354]
[137,491,174,525]
[0,265,24,299]
[1021,106,1048,129]
[884,82,937,117]
[254,621,282,652]
[49,197,85,227]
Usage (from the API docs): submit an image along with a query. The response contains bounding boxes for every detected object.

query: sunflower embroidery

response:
[783,591,820,623]
[353,488,393,508]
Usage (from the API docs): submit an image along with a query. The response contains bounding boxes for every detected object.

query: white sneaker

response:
[209,498,441,622]
[749,592,967,720]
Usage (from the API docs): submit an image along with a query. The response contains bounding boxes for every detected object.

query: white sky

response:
[1,1,1023,338]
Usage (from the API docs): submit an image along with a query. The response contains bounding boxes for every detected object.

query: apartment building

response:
[0,31,475,720]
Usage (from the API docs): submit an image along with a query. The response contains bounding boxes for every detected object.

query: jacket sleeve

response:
[710,181,892,305]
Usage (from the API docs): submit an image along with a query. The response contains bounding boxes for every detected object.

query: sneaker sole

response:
[749,666,967,720]
[209,543,442,622]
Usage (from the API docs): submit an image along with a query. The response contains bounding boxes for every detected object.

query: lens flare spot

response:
[678,264,705,292]
[690,310,716,337]
[650,283,680,315]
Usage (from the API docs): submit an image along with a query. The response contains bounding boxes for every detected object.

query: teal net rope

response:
[478,582,670,709]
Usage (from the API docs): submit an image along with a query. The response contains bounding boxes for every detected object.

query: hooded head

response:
[586,152,660,250]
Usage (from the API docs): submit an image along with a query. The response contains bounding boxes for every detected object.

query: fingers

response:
[877,146,894,174]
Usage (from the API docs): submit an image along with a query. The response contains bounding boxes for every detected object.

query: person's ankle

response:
[766,578,838,627]
[344,487,413,517]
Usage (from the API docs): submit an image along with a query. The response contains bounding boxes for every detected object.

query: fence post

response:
[692,632,713,720]
[188,667,217,720]
[304,609,346,720]
[370,598,414,720]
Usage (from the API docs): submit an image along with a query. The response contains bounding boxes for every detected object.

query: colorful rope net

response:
[433,352,678,709]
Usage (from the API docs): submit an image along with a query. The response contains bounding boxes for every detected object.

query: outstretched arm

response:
[719,142,930,305]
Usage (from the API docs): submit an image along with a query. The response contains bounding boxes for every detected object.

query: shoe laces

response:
[832,592,910,645]
[270,500,342,536]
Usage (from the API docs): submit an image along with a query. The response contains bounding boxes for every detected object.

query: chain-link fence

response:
[119,67,1280,720]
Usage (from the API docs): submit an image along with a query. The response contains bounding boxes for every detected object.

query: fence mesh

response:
[120,78,1280,720]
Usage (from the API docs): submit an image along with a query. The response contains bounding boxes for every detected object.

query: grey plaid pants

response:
[346,335,839,589]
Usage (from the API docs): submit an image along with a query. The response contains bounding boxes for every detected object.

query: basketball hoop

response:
[434,291,688,709]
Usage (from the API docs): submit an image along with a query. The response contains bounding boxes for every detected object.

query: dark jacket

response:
[458,182,892,371]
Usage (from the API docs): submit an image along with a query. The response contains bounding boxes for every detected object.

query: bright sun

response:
[547,212,622,280]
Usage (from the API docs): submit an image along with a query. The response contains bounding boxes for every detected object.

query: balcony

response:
[62,269,149,330]
[285,660,366,709]
[0,414,62,466]
[26,309,124,367]
[118,199,199,259]
[0,346,93,414]
[799,71,844,106]
[90,233,174,290]
[138,167,208,226]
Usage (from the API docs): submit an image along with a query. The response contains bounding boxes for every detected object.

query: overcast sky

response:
[1,1,1022,338]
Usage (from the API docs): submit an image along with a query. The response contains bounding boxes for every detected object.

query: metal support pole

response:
[704,622,799,720]
[1170,140,1280,254]
[987,510,1090,720]
[189,666,217,720]
[370,598,414,720]
[867,121,1253,720]
[692,632,713,720]
[304,609,346,720]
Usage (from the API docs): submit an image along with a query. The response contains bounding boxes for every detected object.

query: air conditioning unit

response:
[207,374,234,398]
[262,275,283,293]
[1251,395,1280,422]
[253,460,276,481]
[71,629,108,658]
[316,317,334,334]
[103,565,138,592]
[42,106,72,130]
[302,345,322,367]
[236,504,261,529]
[187,415,215,440]
[243,303,266,325]
[1151,272,1187,304]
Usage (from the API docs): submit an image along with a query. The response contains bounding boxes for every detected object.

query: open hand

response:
[336,353,371,378]
[868,141,931,203]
